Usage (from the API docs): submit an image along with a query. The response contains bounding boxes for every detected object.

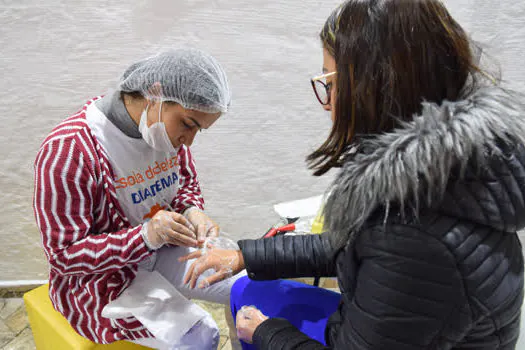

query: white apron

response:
[86,103,216,349]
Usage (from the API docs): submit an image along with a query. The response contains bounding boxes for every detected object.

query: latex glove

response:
[141,210,198,249]
[236,306,269,344]
[179,237,245,289]
[183,207,220,243]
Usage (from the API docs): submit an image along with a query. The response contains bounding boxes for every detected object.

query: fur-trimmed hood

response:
[324,86,525,249]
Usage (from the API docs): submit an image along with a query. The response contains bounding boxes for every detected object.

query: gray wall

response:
[0,0,523,282]
[445,0,525,92]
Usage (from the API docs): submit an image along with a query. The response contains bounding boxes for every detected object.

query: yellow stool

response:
[24,284,150,350]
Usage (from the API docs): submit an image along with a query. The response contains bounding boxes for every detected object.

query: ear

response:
[145,82,163,108]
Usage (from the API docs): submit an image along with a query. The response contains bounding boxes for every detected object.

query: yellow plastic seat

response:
[24,284,150,350]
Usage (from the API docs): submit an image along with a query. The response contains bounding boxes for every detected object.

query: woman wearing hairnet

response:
[33,48,243,349]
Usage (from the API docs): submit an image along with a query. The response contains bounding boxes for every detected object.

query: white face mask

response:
[139,101,177,153]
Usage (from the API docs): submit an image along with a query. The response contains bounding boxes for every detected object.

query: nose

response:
[179,129,198,147]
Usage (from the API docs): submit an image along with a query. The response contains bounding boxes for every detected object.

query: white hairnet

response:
[118,48,231,114]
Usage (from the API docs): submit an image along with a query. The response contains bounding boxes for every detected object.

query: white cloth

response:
[103,245,247,349]
[129,315,219,350]
[86,102,180,226]
[102,269,219,349]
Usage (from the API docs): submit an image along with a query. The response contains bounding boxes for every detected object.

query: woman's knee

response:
[179,314,220,349]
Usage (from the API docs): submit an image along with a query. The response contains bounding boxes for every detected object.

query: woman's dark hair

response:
[307,0,488,176]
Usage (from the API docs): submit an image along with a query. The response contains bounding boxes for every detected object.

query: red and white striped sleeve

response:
[173,145,205,213]
[33,135,151,276]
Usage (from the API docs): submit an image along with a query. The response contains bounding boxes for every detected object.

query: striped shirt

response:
[32,98,204,343]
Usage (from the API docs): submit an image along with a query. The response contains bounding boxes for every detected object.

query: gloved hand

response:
[236,306,269,344]
[180,237,244,289]
[183,207,220,243]
[141,210,198,249]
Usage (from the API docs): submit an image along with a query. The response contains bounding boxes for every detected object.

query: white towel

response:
[102,269,217,348]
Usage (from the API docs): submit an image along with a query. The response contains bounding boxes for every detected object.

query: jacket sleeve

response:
[172,145,205,213]
[238,234,337,280]
[33,136,151,276]
[252,224,472,350]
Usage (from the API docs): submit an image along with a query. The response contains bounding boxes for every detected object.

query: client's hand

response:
[236,306,269,344]
[179,237,245,289]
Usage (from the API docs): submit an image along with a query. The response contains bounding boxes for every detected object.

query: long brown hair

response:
[307,0,486,176]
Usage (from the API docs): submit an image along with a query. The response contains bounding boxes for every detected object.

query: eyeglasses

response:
[311,72,336,105]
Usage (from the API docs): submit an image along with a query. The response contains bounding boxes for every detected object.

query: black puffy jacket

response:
[238,87,525,349]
